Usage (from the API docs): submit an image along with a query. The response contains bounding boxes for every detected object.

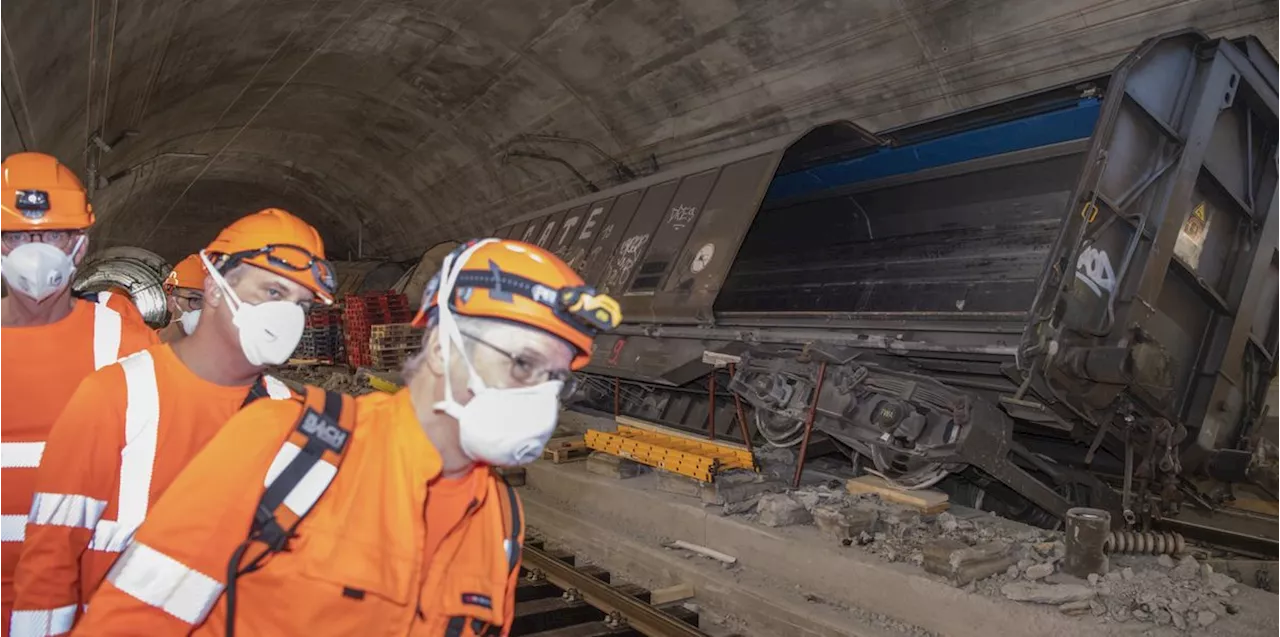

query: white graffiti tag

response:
[668,204,698,231]
[604,234,650,291]
[1074,246,1116,297]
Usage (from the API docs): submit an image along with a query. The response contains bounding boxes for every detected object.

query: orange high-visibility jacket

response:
[73,389,525,637]
[8,344,292,637]
[93,292,148,331]
[1,298,157,636]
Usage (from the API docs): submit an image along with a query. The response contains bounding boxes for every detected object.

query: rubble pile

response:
[271,365,377,395]
[716,475,1254,630]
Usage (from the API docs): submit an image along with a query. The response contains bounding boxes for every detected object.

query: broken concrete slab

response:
[811,504,878,543]
[1172,555,1201,581]
[1001,582,1096,605]
[1023,563,1054,581]
[756,493,811,527]
[655,469,703,498]
[585,452,643,479]
[923,539,1016,586]
[700,471,786,506]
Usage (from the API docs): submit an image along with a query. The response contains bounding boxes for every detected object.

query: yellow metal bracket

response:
[584,421,755,483]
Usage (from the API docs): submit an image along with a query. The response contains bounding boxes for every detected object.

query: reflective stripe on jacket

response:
[2,299,157,635]
[74,389,525,637]
[9,345,290,637]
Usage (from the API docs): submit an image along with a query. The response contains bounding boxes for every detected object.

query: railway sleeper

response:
[515,540,701,637]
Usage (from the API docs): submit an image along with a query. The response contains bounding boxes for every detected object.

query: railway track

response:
[515,537,710,637]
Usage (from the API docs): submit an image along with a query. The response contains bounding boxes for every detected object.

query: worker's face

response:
[202,264,315,334]
[167,287,203,316]
[1,230,88,302]
[0,229,87,261]
[427,321,575,406]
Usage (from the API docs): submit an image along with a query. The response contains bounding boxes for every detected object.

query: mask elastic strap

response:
[432,239,499,417]
[199,250,246,314]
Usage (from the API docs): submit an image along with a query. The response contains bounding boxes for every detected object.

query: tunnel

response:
[3,3,1280,635]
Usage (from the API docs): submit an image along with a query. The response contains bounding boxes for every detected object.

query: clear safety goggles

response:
[221,244,337,298]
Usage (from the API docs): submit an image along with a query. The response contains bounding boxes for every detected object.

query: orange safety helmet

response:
[164,254,207,291]
[203,208,336,304]
[412,238,622,369]
[1,152,94,231]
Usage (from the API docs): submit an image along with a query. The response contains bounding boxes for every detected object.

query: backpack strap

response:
[225,386,355,637]
[253,386,353,551]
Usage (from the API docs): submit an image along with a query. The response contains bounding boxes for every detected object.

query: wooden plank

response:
[648,583,695,605]
[543,436,590,463]
[846,475,950,514]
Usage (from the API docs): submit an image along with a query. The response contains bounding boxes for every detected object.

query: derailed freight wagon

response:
[496,31,1279,531]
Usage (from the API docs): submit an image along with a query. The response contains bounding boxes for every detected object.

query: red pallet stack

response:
[343,291,413,368]
[296,305,345,364]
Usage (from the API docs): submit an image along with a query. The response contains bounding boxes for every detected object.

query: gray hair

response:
[400,314,497,381]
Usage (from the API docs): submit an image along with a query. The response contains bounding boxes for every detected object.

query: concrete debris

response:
[1172,555,1200,581]
[756,493,812,527]
[1001,582,1095,605]
[1058,600,1091,615]
[936,511,959,533]
[810,504,877,541]
[723,494,762,516]
[729,469,1266,630]
[703,471,786,506]
[922,539,1016,586]
[1023,563,1054,581]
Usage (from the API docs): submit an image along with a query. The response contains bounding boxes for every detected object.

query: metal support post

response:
[707,373,717,441]
[727,363,753,453]
[792,362,827,488]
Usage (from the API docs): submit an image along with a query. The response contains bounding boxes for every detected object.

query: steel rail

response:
[522,545,708,637]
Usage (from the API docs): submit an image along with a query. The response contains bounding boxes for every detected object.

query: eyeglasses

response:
[460,331,578,401]
[174,292,204,310]
[223,244,337,297]
[1,230,82,252]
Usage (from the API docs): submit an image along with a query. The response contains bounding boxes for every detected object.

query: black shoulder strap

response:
[73,290,101,303]
[252,388,349,550]
[240,376,270,408]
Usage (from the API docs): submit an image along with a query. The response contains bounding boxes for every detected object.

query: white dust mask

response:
[0,236,84,302]
[199,251,305,366]
[432,240,563,466]
[179,308,202,335]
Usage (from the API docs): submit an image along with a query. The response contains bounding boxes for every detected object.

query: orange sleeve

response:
[10,369,127,635]
[117,313,159,355]
[73,399,301,637]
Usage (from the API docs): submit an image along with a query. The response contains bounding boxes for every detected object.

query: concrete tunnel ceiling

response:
[1,0,1276,264]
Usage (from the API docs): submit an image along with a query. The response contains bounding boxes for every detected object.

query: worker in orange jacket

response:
[0,152,157,635]
[156,255,207,343]
[74,238,623,636]
[9,208,337,637]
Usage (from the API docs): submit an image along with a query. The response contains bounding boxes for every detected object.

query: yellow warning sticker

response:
[1192,202,1206,221]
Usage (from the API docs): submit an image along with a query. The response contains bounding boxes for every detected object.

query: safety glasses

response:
[224,244,337,298]
[173,291,204,311]
[461,331,579,401]
[1,230,83,252]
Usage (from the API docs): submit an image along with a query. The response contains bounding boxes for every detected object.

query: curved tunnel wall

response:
[2,0,1275,264]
